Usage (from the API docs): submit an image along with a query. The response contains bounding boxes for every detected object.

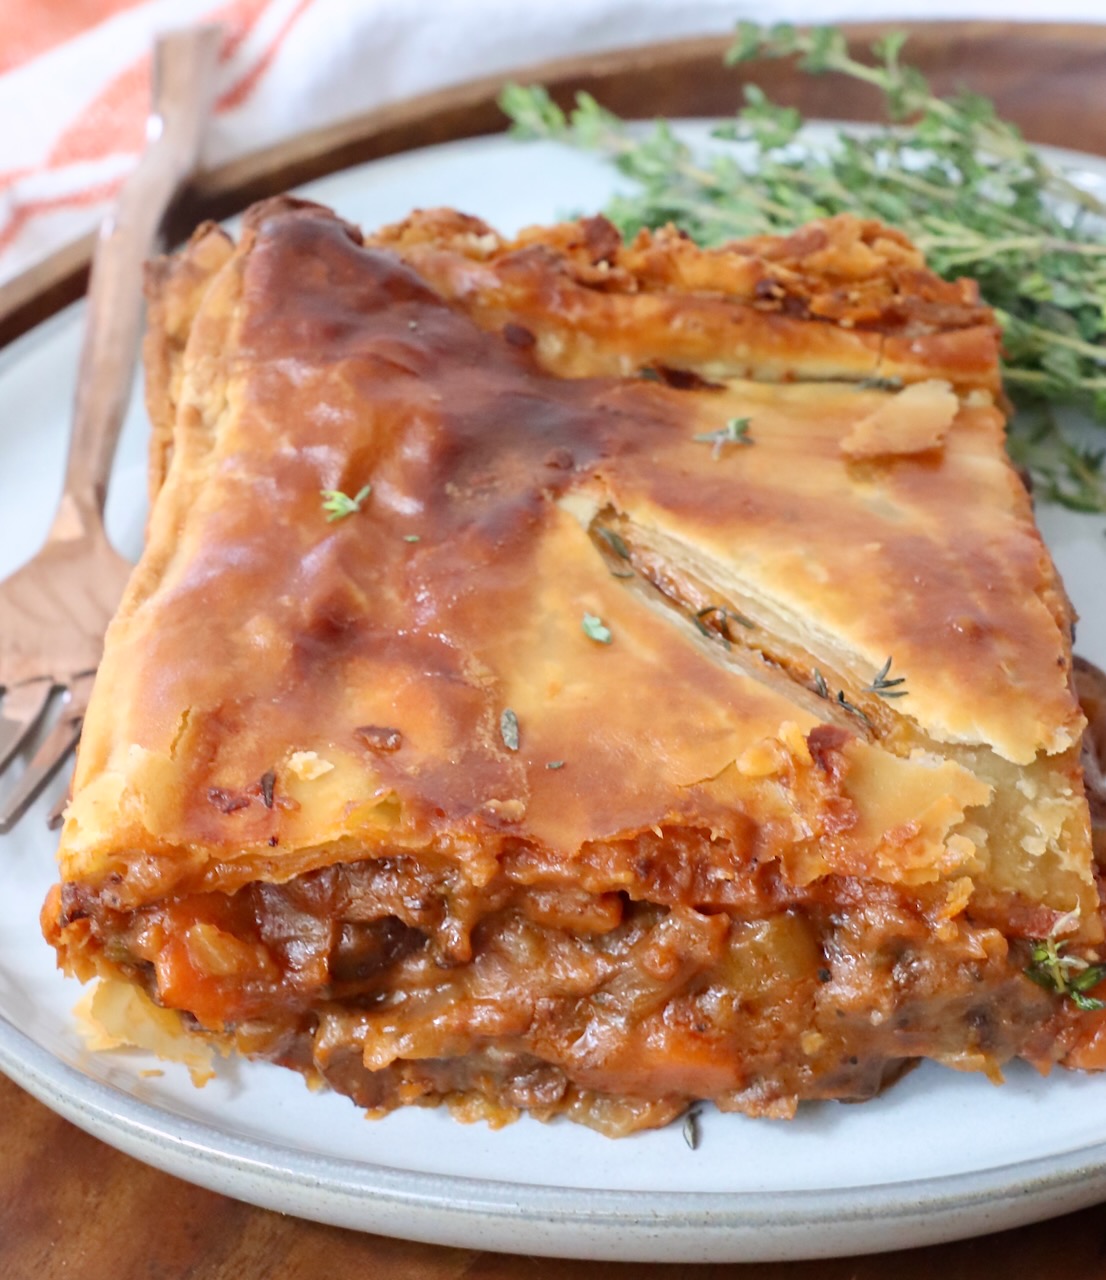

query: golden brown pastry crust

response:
[368,208,1003,394]
[44,199,1103,1134]
[142,221,233,506]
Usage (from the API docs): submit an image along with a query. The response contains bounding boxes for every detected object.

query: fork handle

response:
[58,26,223,532]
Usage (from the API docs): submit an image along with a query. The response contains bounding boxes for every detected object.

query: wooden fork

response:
[0,27,222,833]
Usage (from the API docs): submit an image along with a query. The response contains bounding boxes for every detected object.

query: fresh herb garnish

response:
[1006,405,1106,514]
[404,534,421,543]
[321,484,372,522]
[1026,930,1106,1010]
[865,656,908,699]
[597,527,631,560]
[682,1107,702,1150]
[582,613,613,644]
[694,416,753,458]
[546,760,566,770]
[692,614,728,648]
[811,666,873,726]
[500,708,520,751]
[594,528,635,578]
[835,690,872,728]
[501,25,1106,512]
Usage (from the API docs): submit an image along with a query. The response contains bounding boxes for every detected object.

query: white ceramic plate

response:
[3,125,1106,1264]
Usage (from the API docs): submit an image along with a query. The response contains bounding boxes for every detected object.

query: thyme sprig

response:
[593,527,635,578]
[865,657,908,699]
[694,416,754,458]
[1026,932,1106,1011]
[682,1107,702,1150]
[500,708,520,752]
[321,484,372,522]
[810,667,873,728]
[596,528,631,560]
[1005,406,1106,514]
[582,613,613,644]
[835,690,872,728]
[500,25,1106,512]
[857,376,904,392]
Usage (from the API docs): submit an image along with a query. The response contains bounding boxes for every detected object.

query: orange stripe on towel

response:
[0,176,124,259]
[215,0,280,61]
[0,0,148,76]
[47,55,150,169]
[216,0,316,111]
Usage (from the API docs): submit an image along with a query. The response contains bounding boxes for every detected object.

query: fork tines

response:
[0,674,91,833]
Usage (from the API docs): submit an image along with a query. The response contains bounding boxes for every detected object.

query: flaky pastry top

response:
[56,200,1088,916]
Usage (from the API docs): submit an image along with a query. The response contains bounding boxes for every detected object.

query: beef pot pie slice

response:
[43,198,1105,1135]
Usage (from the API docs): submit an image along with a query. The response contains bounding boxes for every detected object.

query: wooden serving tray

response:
[4,20,1106,1280]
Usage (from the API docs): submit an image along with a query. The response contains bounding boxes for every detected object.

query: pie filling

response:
[49,832,1080,1137]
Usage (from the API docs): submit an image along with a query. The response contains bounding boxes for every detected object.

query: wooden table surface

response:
[5,1068,1106,1278]
[6,20,1106,1279]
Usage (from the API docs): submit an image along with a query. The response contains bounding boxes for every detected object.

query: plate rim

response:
[6,1008,1106,1262]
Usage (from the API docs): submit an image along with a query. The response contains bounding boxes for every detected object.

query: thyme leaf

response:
[321,484,372,522]
[865,656,908,699]
[1026,933,1106,1010]
[582,613,613,644]
[812,667,872,726]
[693,416,753,458]
[500,708,520,752]
[596,527,631,560]
[682,1107,702,1151]
[594,527,635,578]
[692,613,728,648]
[835,690,872,728]
[1006,405,1106,515]
[500,26,1106,508]
[546,760,566,770]
[1072,991,1106,1012]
